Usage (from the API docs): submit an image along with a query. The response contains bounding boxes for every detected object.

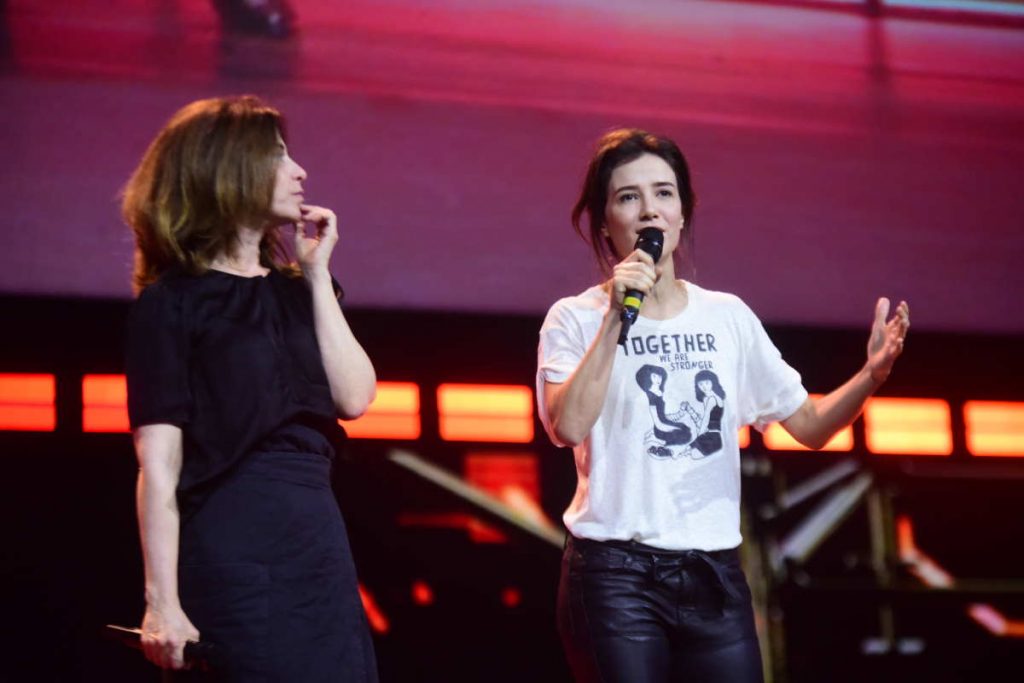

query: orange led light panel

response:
[738,426,750,449]
[0,373,56,431]
[964,401,1024,457]
[437,384,533,443]
[341,381,420,439]
[864,398,952,456]
[82,374,130,433]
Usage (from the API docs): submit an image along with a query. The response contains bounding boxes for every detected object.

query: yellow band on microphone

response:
[623,295,643,309]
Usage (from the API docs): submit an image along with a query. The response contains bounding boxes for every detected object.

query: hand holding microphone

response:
[616,227,665,346]
[105,624,222,672]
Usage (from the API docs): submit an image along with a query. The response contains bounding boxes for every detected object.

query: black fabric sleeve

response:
[125,282,191,428]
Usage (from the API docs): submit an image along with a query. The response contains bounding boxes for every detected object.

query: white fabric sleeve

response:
[536,299,587,446]
[735,301,808,433]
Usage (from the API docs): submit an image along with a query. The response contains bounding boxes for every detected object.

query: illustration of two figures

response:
[635,365,725,460]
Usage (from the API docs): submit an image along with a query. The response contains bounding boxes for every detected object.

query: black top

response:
[707,404,723,432]
[125,267,346,518]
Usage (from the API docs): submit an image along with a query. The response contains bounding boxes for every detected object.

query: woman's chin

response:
[266,212,301,228]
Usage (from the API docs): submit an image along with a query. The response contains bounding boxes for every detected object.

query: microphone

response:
[617,227,664,346]
[103,624,223,672]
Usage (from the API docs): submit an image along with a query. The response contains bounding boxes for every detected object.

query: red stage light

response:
[964,401,1024,457]
[82,374,130,433]
[411,580,434,606]
[437,384,534,443]
[864,398,953,456]
[0,373,56,431]
[501,587,522,608]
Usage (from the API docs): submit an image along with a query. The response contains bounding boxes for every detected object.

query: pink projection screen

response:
[2,0,1022,333]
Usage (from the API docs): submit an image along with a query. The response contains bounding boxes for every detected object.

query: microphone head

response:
[634,227,665,262]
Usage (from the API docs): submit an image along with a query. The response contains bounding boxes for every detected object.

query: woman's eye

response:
[657,189,675,197]
[618,193,638,203]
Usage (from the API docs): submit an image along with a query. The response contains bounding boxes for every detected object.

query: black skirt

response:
[171,447,378,682]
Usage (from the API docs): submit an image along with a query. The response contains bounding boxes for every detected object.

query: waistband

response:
[567,535,744,603]
[568,535,738,562]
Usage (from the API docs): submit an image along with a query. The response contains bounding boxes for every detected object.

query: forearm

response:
[134,426,186,610]
[545,310,621,447]
[137,468,183,609]
[784,363,881,449]
[305,268,376,419]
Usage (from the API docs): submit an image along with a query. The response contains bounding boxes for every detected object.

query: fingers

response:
[299,205,338,236]
[873,297,890,328]
[894,300,910,348]
[626,248,656,267]
[140,610,200,671]
[141,633,187,670]
[612,259,656,297]
[883,299,910,343]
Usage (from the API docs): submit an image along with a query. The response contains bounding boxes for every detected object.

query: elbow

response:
[796,432,830,451]
[551,417,586,449]
[335,385,377,421]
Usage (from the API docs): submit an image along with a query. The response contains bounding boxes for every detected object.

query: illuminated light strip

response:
[738,426,750,449]
[437,384,534,443]
[465,452,556,542]
[82,374,130,433]
[397,512,505,542]
[0,373,56,431]
[884,0,1024,19]
[864,398,953,456]
[763,393,853,451]
[897,515,1024,639]
[964,401,1024,457]
[341,381,420,439]
[358,583,389,635]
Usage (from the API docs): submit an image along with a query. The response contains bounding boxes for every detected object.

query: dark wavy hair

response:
[694,370,725,401]
[571,128,697,277]
[635,364,669,394]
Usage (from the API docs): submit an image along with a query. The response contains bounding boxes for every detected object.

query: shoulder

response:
[130,269,205,326]
[545,284,607,318]
[688,282,758,320]
[541,284,607,331]
[134,270,187,307]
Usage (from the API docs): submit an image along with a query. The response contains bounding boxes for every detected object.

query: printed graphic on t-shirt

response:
[631,332,726,461]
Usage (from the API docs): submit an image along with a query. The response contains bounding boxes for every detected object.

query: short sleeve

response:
[125,282,191,428]
[734,301,808,433]
[536,299,587,446]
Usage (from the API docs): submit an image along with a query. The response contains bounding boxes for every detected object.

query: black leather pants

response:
[557,536,764,683]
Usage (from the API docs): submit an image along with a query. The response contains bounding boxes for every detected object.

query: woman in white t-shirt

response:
[537,129,909,682]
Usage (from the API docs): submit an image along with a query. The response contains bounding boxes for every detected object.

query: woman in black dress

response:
[124,96,378,681]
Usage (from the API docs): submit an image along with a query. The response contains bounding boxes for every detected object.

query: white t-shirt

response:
[537,282,807,551]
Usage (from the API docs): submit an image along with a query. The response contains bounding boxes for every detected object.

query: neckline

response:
[207,266,273,280]
[634,280,694,325]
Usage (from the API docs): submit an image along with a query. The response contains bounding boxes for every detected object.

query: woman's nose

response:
[640,197,659,220]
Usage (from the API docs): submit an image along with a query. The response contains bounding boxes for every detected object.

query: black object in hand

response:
[618,227,665,345]
[103,624,221,672]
